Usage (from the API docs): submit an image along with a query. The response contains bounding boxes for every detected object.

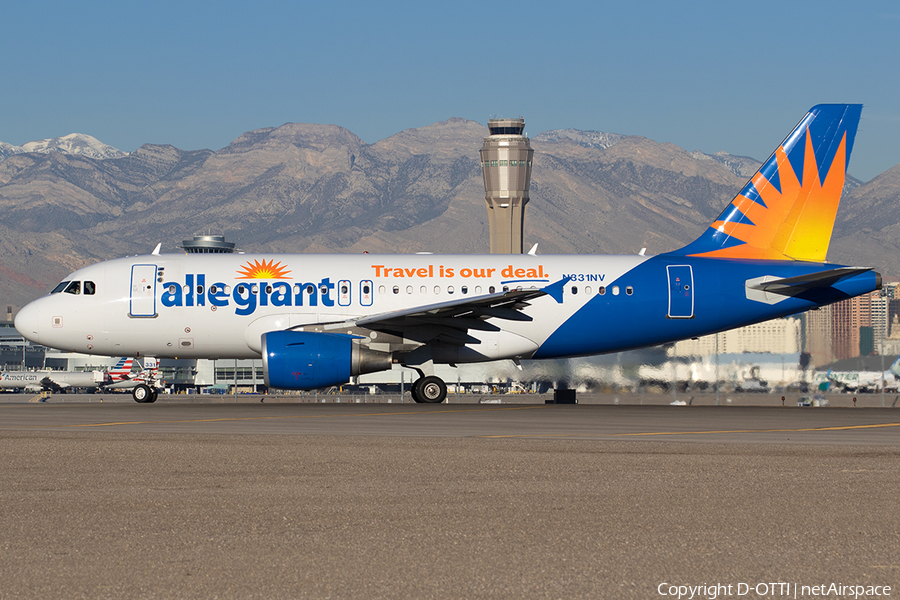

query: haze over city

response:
[2,0,899,182]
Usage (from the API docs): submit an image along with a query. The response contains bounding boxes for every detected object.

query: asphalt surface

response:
[1,401,898,599]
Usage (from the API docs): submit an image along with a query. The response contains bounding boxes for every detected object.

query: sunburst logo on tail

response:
[673,104,860,263]
[692,128,848,262]
[236,259,292,279]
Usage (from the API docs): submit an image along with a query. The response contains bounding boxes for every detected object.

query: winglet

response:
[541,276,571,304]
[152,243,161,256]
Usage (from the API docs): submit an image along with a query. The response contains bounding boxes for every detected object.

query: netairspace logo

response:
[657,582,892,599]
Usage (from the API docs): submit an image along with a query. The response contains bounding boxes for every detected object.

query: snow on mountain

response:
[0,133,127,160]
[533,129,625,149]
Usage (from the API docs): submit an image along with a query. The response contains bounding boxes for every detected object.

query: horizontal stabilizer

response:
[748,267,874,297]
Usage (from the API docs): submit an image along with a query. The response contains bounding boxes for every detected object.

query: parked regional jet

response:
[0,369,109,392]
[816,357,900,393]
[15,105,881,403]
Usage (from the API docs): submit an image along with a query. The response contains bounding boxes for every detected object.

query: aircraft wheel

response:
[410,382,422,403]
[132,384,152,403]
[416,376,447,404]
[148,389,159,403]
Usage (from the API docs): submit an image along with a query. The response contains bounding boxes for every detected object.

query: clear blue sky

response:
[2,0,898,182]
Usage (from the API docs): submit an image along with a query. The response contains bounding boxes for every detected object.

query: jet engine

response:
[262,330,391,390]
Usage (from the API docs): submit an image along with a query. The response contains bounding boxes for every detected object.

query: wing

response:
[299,278,569,346]
[39,376,64,391]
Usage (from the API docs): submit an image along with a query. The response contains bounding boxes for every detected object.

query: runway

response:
[2,401,900,444]
[2,402,898,599]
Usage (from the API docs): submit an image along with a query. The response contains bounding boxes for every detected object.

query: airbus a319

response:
[15,104,880,403]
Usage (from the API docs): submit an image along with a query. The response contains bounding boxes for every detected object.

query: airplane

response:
[107,357,135,384]
[816,357,900,393]
[0,368,110,393]
[14,104,881,404]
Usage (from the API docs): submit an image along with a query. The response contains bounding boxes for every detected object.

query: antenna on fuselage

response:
[152,243,161,256]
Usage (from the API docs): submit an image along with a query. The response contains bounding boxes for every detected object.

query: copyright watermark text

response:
[657,582,892,599]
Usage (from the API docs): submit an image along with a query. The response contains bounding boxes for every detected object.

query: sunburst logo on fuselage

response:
[236,259,292,279]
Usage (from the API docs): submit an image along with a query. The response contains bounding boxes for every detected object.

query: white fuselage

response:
[16,252,646,361]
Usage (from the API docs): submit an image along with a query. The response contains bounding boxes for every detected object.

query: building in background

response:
[179,234,235,254]
[672,318,802,357]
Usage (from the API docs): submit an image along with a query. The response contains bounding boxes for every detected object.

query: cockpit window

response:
[84,281,96,295]
[51,281,70,294]
[64,281,81,295]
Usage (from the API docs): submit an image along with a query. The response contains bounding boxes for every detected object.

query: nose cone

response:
[14,302,41,344]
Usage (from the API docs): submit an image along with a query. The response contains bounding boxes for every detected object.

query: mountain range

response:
[2,120,898,314]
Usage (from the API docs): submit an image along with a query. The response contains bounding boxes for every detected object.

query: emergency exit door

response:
[667,265,694,319]
[130,264,158,317]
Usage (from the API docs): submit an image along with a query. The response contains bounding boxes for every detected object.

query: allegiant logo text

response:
[161,274,336,316]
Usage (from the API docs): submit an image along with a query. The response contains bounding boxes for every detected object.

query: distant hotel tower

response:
[479,117,534,254]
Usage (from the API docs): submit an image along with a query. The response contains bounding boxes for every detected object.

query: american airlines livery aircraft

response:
[15,104,880,403]
[0,369,109,392]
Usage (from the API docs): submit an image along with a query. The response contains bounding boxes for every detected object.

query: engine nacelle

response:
[262,330,392,390]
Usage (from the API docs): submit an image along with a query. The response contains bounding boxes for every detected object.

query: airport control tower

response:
[479,117,534,254]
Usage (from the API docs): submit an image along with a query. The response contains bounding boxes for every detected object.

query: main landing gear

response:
[132,384,158,404]
[410,375,447,404]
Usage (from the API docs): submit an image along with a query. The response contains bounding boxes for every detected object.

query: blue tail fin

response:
[672,104,861,262]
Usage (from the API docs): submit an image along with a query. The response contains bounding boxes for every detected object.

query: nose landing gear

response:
[132,384,158,403]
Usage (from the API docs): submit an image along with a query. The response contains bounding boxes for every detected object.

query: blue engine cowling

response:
[262,330,391,390]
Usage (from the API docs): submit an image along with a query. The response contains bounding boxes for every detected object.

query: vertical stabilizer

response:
[672,104,861,262]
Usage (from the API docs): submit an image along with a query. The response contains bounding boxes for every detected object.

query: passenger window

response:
[598,286,606,295]
[462,286,468,294]
[406,285,413,294]
[489,286,495,294]
[197,285,204,295]
[447,286,455,294]
[626,286,634,296]
[392,286,400,295]
[64,281,80,295]
[571,286,578,295]
[420,286,427,294]
[51,281,70,294]
[84,281,96,295]
[586,286,592,295]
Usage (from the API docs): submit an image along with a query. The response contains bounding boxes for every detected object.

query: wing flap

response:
[338,280,569,346]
